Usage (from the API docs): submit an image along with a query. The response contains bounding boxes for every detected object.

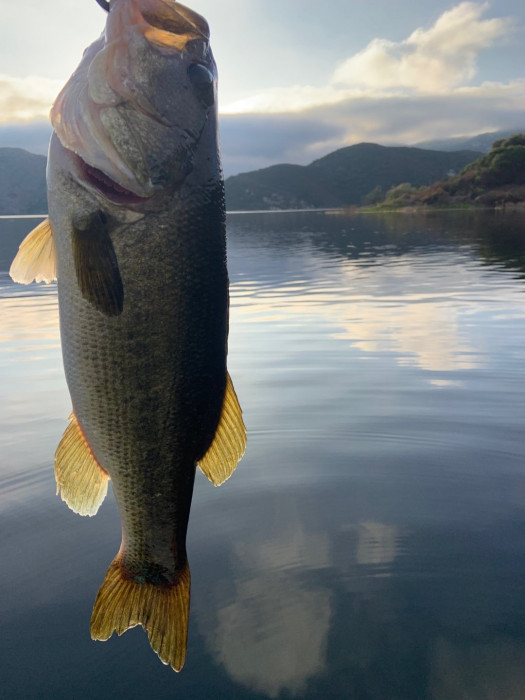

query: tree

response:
[362,185,384,206]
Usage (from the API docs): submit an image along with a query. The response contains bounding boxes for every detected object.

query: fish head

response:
[50,0,219,209]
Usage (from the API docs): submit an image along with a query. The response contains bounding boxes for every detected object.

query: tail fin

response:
[90,556,191,671]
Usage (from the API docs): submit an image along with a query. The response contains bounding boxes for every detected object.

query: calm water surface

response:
[2,210,525,699]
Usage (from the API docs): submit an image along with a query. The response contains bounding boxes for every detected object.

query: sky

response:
[0,0,524,175]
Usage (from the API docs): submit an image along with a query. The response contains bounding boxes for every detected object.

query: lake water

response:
[2,210,525,699]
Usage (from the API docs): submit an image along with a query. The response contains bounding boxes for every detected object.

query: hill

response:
[380,134,525,209]
[0,143,485,215]
[224,143,482,211]
[0,148,47,215]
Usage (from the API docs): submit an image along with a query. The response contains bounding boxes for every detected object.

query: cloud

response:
[1,3,523,175]
[5,83,525,176]
[0,75,63,124]
[333,2,512,92]
[220,113,346,174]
[218,80,525,173]
[215,2,524,173]
[224,3,516,115]
[222,85,353,115]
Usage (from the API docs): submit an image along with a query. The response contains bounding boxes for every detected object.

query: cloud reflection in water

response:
[231,250,496,383]
[202,500,332,697]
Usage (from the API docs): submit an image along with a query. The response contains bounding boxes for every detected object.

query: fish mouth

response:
[78,155,151,205]
[57,138,152,206]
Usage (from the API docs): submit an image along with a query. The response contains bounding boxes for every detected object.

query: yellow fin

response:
[198,373,246,486]
[54,413,109,517]
[91,556,191,673]
[9,217,57,284]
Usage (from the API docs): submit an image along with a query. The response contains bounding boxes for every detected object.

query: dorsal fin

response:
[9,217,57,284]
[197,373,246,486]
[55,412,110,516]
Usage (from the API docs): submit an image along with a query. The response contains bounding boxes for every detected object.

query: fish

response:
[10,0,246,672]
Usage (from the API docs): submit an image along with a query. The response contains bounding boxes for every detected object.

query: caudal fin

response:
[90,556,191,671]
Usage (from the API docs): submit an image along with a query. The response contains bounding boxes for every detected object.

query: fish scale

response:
[52,165,229,562]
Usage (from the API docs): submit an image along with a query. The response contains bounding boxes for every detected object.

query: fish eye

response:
[187,63,214,107]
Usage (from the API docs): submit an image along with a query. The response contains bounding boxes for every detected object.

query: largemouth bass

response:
[10,0,245,672]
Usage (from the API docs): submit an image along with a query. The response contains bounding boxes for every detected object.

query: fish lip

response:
[58,139,152,206]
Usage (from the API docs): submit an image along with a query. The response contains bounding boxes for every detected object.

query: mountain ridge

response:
[0,142,489,214]
[0,147,47,215]
[225,143,483,211]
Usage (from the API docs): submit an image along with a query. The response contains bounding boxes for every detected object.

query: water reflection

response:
[199,497,332,697]
[332,256,483,375]
[430,637,525,700]
[192,488,345,695]
[2,212,525,698]
[0,293,59,347]
[356,521,400,570]
[230,240,523,383]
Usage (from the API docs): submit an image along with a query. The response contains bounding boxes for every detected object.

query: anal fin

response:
[55,413,109,516]
[9,217,57,284]
[90,556,191,672]
[198,373,246,486]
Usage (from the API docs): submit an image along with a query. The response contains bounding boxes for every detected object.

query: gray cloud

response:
[219,83,525,174]
[219,114,345,175]
[212,2,525,173]
[3,86,524,177]
[321,88,525,144]
[1,2,524,177]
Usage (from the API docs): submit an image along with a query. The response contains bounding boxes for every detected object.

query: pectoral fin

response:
[55,413,109,516]
[72,211,123,316]
[9,217,57,284]
[198,373,246,486]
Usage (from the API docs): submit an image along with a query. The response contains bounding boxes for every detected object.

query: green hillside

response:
[225,143,482,211]
[382,134,525,208]
[0,148,47,215]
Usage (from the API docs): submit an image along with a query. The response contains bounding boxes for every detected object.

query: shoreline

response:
[2,204,525,219]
